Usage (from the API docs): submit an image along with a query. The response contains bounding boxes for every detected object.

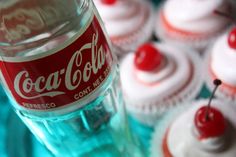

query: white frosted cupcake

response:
[151,99,236,157]
[155,0,232,51]
[93,0,154,56]
[205,27,236,103]
[120,42,203,126]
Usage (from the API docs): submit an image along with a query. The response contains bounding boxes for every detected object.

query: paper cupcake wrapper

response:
[125,46,204,126]
[204,48,236,103]
[112,1,155,57]
[154,5,231,53]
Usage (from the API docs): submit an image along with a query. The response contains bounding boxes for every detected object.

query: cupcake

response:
[151,97,236,157]
[155,0,232,51]
[93,0,154,56]
[205,27,236,103]
[120,42,203,126]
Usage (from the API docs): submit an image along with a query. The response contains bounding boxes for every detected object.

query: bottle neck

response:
[0,0,90,56]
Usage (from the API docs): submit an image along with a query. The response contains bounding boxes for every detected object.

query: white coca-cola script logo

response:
[14,32,107,99]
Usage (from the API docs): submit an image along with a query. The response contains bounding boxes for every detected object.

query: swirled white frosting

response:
[163,0,229,33]
[120,43,191,106]
[135,57,175,84]
[166,100,236,157]
[211,33,236,86]
[93,0,149,37]
[192,125,227,152]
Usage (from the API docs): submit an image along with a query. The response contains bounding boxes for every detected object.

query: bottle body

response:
[0,0,143,156]
[19,66,140,157]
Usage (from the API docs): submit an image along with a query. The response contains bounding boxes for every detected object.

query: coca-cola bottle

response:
[0,0,144,157]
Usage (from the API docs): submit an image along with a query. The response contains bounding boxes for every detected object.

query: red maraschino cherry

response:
[228,28,236,49]
[194,106,226,140]
[134,43,163,72]
[101,0,116,5]
[194,79,226,140]
[214,10,236,49]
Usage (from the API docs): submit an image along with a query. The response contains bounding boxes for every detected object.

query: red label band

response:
[0,15,113,110]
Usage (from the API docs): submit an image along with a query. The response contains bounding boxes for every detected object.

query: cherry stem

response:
[205,79,222,121]
[214,10,235,23]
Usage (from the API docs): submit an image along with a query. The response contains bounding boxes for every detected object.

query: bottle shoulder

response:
[0,0,93,57]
